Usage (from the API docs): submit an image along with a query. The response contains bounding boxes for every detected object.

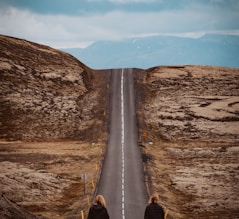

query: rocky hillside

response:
[0,35,108,141]
[136,66,239,219]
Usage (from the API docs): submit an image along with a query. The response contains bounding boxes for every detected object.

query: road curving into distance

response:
[96,68,148,219]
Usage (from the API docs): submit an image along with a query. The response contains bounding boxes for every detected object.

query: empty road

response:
[97,68,148,219]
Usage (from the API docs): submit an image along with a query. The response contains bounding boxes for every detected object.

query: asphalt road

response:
[97,68,148,219]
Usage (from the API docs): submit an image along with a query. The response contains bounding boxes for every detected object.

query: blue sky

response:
[0,0,239,48]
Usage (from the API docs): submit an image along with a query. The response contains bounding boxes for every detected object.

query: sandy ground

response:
[0,141,105,219]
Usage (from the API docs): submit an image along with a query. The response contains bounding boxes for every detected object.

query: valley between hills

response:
[0,35,239,219]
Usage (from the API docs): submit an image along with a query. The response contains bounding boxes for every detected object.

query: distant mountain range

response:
[62,34,239,69]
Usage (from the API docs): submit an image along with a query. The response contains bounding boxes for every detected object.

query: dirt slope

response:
[136,66,239,219]
[0,35,109,218]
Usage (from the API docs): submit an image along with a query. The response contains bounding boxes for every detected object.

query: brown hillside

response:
[0,35,109,218]
[0,34,108,141]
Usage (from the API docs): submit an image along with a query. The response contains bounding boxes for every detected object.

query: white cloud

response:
[0,5,238,48]
[0,7,91,48]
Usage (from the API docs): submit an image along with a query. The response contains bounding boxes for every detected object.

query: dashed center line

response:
[121,69,125,219]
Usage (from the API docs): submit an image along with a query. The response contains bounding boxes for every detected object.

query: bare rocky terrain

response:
[136,66,239,219]
[1,35,239,219]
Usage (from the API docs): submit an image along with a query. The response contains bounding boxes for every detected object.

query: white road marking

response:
[121,69,125,219]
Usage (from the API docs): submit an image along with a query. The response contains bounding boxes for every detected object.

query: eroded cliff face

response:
[0,35,107,141]
[136,66,239,219]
